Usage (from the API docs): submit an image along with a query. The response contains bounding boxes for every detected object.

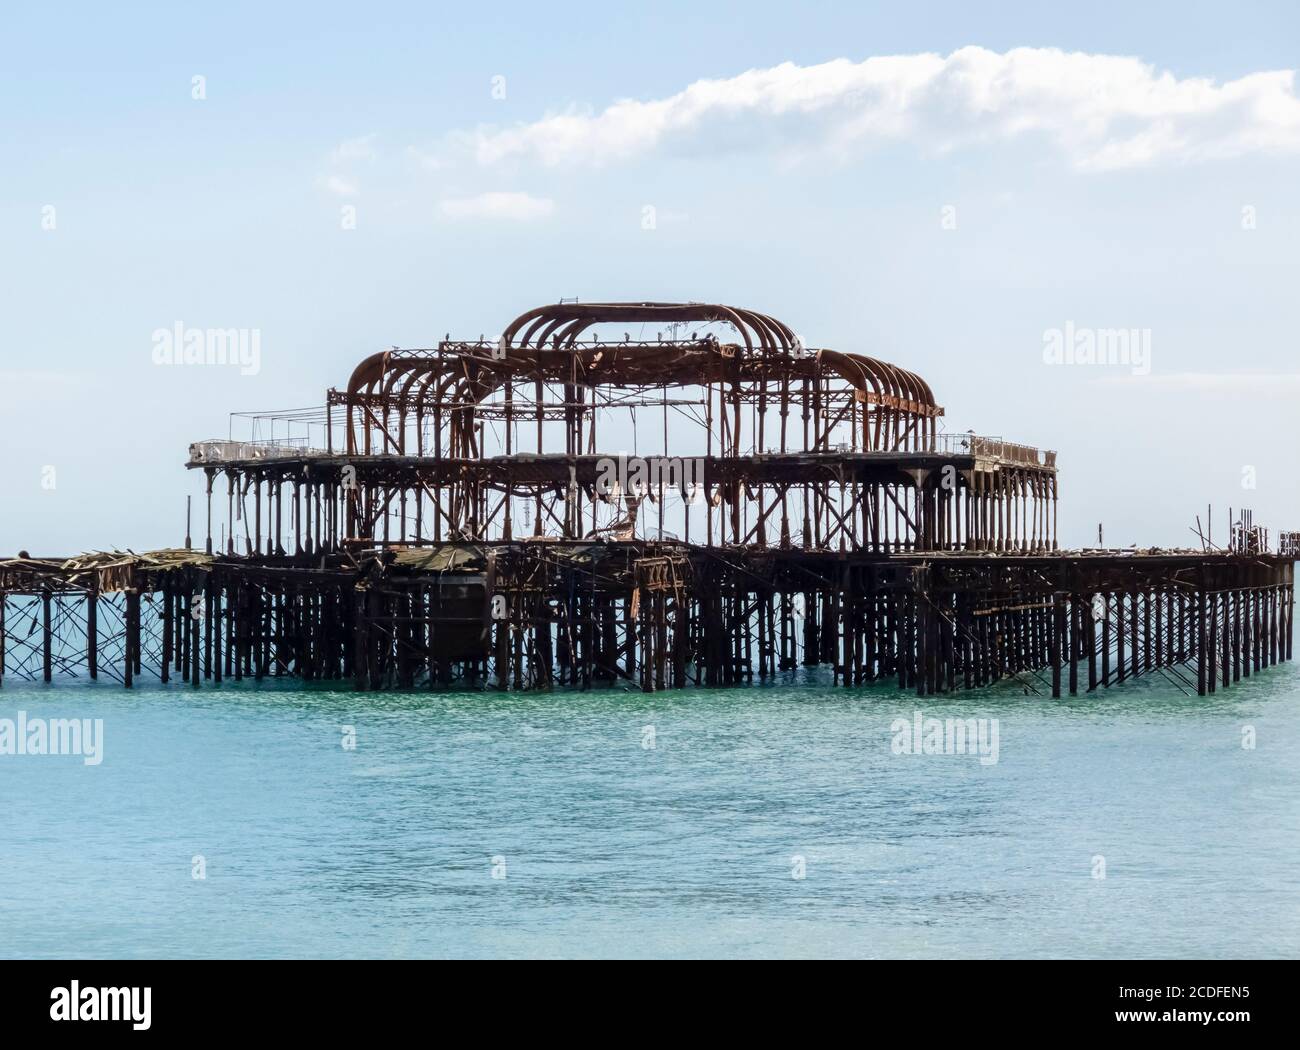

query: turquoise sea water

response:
[1,666,1297,959]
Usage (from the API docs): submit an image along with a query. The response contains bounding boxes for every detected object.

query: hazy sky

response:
[3,1,1299,554]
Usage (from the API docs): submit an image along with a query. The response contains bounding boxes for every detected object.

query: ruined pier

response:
[2,301,1293,696]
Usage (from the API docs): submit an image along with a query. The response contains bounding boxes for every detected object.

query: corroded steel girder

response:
[192,299,1062,555]
[340,301,942,459]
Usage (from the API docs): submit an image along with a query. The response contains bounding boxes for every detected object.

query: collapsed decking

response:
[1,301,1294,695]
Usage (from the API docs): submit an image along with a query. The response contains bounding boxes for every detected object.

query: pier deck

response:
[1,544,1291,696]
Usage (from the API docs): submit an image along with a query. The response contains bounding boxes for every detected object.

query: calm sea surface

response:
[2,666,1297,958]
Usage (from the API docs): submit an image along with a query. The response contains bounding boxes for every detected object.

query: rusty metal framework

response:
[2,300,1294,697]
[192,302,1058,556]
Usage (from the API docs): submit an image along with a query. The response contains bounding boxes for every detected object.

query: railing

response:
[188,439,329,465]
[188,405,340,464]
[934,433,1055,468]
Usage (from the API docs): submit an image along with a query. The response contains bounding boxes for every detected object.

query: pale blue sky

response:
[3,1,1299,553]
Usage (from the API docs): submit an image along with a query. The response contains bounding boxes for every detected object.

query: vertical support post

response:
[87,580,98,680]
[1051,592,1064,699]
[161,583,172,684]
[1196,583,1207,697]
[1086,595,1098,691]
[124,589,138,689]
[1101,592,1111,687]
[1067,594,1079,696]
[42,587,53,683]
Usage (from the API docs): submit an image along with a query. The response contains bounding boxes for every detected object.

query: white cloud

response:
[331,134,377,165]
[317,134,375,196]
[451,47,1300,171]
[408,146,445,172]
[319,174,359,197]
[438,191,556,221]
